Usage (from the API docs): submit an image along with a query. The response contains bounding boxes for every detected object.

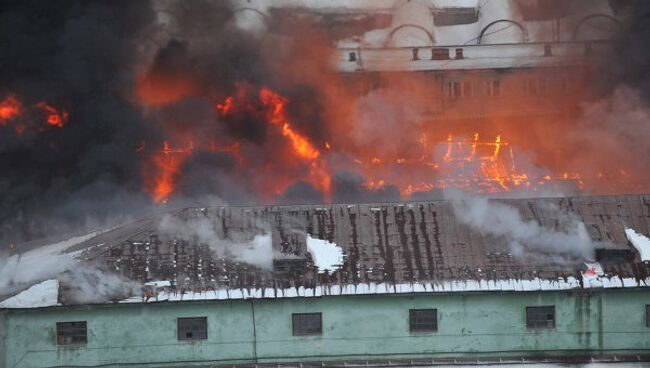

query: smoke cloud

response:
[157,214,275,269]
[443,188,595,262]
[1,0,650,250]
[0,231,141,303]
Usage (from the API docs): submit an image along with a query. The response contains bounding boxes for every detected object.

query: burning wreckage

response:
[2,0,650,366]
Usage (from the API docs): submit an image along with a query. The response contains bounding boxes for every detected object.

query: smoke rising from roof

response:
[157,213,275,269]
[443,188,595,262]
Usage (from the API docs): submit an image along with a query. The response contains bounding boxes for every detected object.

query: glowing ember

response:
[35,102,69,128]
[0,95,21,124]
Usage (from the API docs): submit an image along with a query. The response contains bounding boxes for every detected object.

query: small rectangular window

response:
[447,81,471,99]
[409,309,438,332]
[56,321,87,345]
[526,306,555,329]
[292,313,322,336]
[462,81,472,97]
[486,80,501,97]
[646,305,650,328]
[431,48,450,60]
[177,317,208,340]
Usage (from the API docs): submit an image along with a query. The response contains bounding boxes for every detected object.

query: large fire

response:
[131,25,643,205]
[138,82,598,204]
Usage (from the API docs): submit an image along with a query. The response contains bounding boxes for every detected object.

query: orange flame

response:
[0,95,21,124]
[214,85,331,201]
[35,102,68,128]
[143,140,194,203]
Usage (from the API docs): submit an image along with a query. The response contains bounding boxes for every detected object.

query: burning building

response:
[1,0,650,367]
[1,195,650,366]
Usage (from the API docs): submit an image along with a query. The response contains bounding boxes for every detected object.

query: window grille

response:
[177,317,208,340]
[292,313,322,336]
[409,309,438,332]
[526,306,555,329]
[431,48,450,60]
[56,321,87,345]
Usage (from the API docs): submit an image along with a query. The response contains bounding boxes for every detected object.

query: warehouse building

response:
[2,195,650,367]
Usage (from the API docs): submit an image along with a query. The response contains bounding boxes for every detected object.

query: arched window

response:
[573,14,622,42]
[478,20,528,45]
[388,24,435,47]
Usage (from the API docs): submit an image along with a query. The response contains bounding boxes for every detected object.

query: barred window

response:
[526,306,555,329]
[56,321,87,345]
[431,48,450,60]
[292,313,322,336]
[409,309,438,332]
[486,80,501,97]
[177,317,208,340]
[446,81,472,99]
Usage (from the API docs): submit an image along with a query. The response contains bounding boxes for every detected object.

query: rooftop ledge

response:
[336,41,613,72]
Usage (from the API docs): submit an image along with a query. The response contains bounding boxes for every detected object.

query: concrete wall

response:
[1,311,6,368]
[3,289,650,367]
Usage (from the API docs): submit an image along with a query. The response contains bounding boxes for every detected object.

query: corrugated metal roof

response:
[69,195,650,298]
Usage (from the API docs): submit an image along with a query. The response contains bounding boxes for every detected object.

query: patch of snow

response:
[306,235,344,273]
[625,228,650,261]
[144,280,171,288]
[0,279,59,309]
[114,274,650,306]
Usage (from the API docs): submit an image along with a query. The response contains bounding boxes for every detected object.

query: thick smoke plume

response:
[1,0,650,249]
[444,188,594,262]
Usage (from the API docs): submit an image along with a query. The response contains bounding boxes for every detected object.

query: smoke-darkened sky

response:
[1,0,649,246]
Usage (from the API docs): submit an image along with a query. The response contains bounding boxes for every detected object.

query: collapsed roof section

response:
[2,194,650,308]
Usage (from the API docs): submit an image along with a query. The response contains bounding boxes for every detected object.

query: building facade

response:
[3,288,650,367]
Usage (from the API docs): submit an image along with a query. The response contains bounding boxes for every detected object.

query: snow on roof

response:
[119,275,650,304]
[625,228,650,262]
[145,280,172,288]
[0,279,59,309]
[306,235,344,273]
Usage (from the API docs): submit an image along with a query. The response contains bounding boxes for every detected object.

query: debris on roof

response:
[581,261,605,286]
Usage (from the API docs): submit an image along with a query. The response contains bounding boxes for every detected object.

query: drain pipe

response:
[250,299,258,363]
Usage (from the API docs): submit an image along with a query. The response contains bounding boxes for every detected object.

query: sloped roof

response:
[3,194,650,308]
[81,195,650,294]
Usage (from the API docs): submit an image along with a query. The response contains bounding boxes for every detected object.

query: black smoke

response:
[0,0,332,245]
[0,0,158,244]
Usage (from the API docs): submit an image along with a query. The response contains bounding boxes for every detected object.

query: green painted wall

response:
[3,289,650,367]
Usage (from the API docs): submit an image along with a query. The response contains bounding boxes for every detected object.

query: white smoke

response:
[59,266,142,304]
[0,232,97,291]
[443,188,595,261]
[157,213,275,269]
[0,231,142,304]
